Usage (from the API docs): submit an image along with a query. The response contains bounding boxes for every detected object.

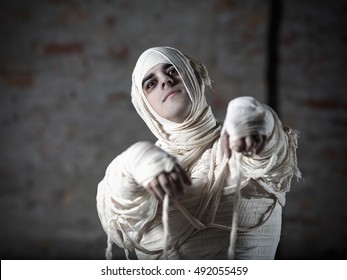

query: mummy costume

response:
[96,46,300,260]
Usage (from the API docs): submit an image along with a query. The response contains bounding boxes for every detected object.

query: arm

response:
[96,141,190,253]
[120,141,191,201]
[221,96,273,158]
[221,97,300,195]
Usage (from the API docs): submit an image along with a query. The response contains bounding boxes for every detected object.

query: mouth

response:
[162,90,180,102]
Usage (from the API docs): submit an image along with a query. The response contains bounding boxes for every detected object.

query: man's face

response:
[142,63,192,123]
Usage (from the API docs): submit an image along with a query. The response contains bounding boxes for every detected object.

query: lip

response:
[162,90,180,102]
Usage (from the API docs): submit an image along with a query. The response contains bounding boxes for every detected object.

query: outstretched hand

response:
[221,132,267,158]
[144,164,191,201]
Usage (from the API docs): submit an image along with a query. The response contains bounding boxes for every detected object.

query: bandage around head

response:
[134,51,171,91]
[131,46,218,149]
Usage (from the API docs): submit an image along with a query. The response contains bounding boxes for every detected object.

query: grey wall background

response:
[0,0,346,259]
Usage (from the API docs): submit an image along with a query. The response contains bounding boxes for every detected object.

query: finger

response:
[175,164,191,186]
[244,136,253,153]
[233,138,245,153]
[146,179,164,201]
[153,175,167,201]
[221,133,231,158]
[255,135,267,154]
[168,171,183,198]
[145,183,157,198]
[157,173,172,198]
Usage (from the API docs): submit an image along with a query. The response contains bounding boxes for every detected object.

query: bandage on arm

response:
[223,96,300,193]
[96,141,177,256]
[222,96,274,145]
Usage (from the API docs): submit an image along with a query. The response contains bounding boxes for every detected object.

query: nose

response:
[160,74,173,88]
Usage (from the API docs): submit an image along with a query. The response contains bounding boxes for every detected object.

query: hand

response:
[221,132,266,158]
[144,164,191,201]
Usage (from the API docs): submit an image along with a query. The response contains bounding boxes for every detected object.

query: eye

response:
[145,79,157,91]
[167,66,177,76]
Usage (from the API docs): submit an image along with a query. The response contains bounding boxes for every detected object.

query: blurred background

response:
[0,0,346,260]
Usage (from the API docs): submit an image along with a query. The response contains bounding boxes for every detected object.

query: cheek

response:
[145,91,162,113]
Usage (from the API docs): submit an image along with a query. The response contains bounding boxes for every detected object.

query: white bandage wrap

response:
[96,47,301,260]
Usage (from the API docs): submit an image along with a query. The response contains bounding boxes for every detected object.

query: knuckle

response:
[151,179,159,188]
[162,178,170,187]
[170,172,179,181]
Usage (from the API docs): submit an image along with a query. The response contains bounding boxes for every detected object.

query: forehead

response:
[144,63,172,76]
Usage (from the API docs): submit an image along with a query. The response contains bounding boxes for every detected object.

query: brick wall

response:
[277,0,347,259]
[0,0,346,259]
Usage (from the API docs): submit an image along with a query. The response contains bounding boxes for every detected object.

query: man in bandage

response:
[96,46,300,260]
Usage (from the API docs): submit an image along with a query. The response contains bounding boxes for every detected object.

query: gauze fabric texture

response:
[131,47,221,167]
[96,46,300,260]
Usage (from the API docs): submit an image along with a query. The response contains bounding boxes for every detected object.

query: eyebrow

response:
[142,73,154,88]
[142,63,173,88]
